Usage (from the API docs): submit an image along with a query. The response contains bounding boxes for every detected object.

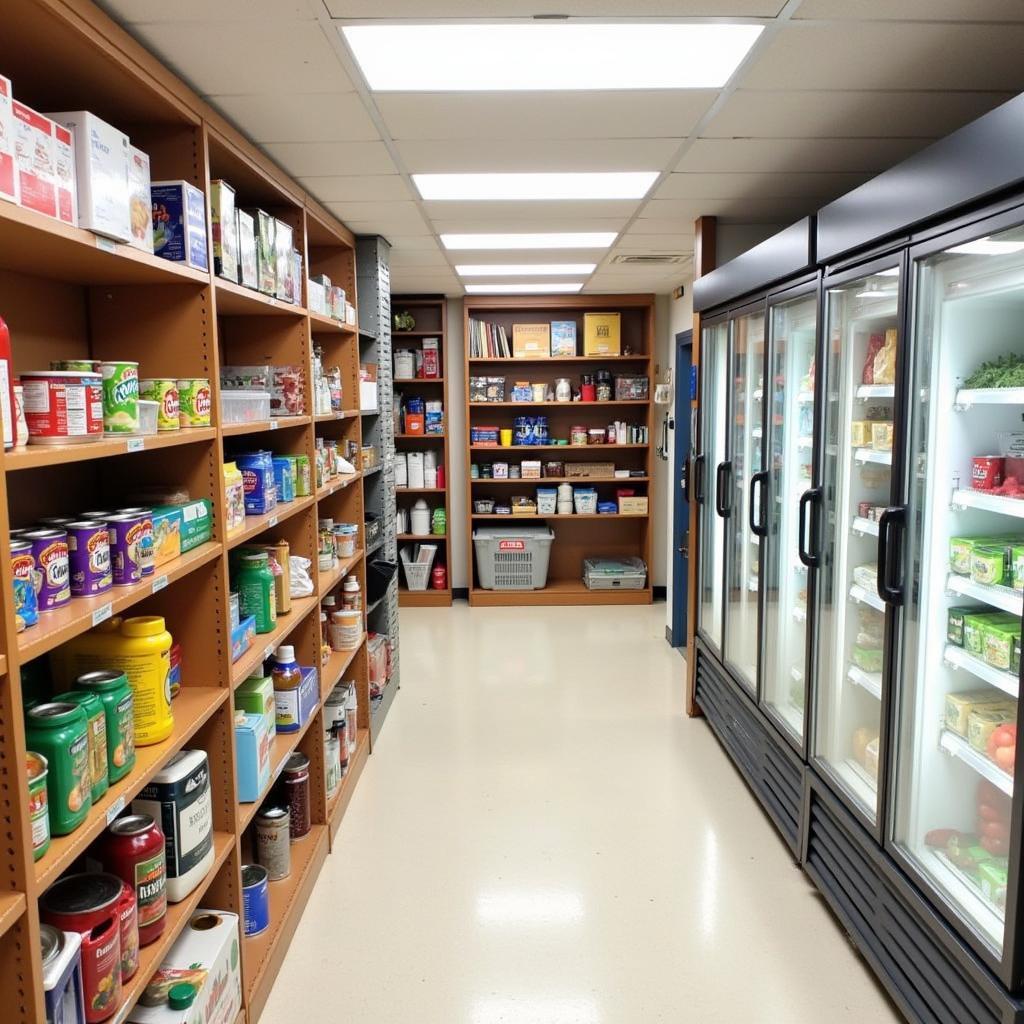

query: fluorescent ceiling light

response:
[947,238,1024,256]
[456,263,596,277]
[442,232,616,251]
[342,23,763,91]
[464,283,584,294]
[414,172,658,201]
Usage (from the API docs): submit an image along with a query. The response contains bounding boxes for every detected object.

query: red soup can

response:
[972,455,1004,491]
[100,813,167,947]
[40,872,123,1023]
[21,371,103,445]
[114,877,139,982]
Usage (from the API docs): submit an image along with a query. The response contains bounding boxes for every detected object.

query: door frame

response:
[669,329,693,649]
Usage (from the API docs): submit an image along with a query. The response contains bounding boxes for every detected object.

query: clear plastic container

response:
[220,390,271,424]
[137,400,159,435]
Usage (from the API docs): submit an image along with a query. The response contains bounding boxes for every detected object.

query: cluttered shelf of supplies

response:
[463,295,654,606]
[0,3,399,1023]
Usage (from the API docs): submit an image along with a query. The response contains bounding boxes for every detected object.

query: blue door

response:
[670,330,693,647]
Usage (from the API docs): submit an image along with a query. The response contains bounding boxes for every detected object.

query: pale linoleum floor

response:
[263,604,899,1024]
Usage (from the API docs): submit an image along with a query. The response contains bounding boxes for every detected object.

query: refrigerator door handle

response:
[749,470,769,537]
[693,453,706,504]
[798,487,823,568]
[715,460,732,518]
[877,506,907,606]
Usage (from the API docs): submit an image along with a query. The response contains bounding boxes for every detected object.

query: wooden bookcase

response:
[391,296,451,606]
[0,3,377,1023]
[463,295,655,607]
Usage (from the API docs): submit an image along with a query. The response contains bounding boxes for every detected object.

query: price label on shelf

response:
[95,236,117,254]
[269,421,279,430]
[126,437,145,453]
[152,574,169,594]
[92,603,113,627]
[106,795,126,825]
[267,515,278,527]
[263,643,275,661]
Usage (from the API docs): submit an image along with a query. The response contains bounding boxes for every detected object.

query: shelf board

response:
[320,642,364,699]
[226,495,315,550]
[470,443,647,452]
[18,542,222,663]
[0,892,25,941]
[308,310,355,334]
[946,573,1023,616]
[221,415,308,436]
[468,355,650,364]
[6,427,217,471]
[472,476,649,485]
[926,848,1004,949]
[328,728,370,840]
[396,487,446,494]
[315,472,362,499]
[394,377,445,384]
[847,665,882,700]
[109,831,235,1024]
[851,516,880,537]
[215,278,305,317]
[855,384,895,399]
[951,489,1024,518]
[397,533,446,542]
[395,433,446,440]
[849,582,885,613]
[0,200,211,286]
[469,400,648,408]
[314,409,359,422]
[471,512,648,520]
[943,644,1019,698]
[318,549,365,597]
[393,330,443,337]
[954,387,1024,410]
[853,447,892,466]
[940,729,1013,796]
[231,595,319,686]
[35,686,226,890]
[399,588,452,607]
[470,578,651,607]
[362,465,383,477]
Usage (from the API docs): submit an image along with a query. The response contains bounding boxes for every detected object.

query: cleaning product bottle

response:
[272,645,303,733]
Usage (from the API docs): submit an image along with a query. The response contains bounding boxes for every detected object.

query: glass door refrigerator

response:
[760,284,819,750]
[889,213,1024,987]
[813,256,904,833]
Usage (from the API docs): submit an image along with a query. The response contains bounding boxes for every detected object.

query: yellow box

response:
[871,421,894,452]
[619,496,649,515]
[850,421,873,447]
[512,323,550,358]
[584,312,621,355]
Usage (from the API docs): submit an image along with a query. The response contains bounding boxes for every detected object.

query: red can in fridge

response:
[972,455,1004,491]
[40,872,123,1023]
[100,813,167,946]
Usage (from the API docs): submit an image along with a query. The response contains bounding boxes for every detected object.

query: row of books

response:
[469,318,511,358]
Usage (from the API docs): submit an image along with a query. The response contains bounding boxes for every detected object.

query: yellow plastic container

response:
[66,615,173,746]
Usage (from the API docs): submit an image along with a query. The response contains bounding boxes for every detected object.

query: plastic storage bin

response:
[582,556,647,590]
[221,390,271,424]
[400,544,437,590]
[473,526,554,590]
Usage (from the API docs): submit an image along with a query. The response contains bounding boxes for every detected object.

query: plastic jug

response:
[410,499,431,536]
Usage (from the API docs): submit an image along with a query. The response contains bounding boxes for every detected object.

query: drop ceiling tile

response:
[343,219,434,237]
[329,1,782,13]
[654,170,871,201]
[326,201,424,224]
[676,137,926,175]
[795,0,1024,19]
[620,231,695,249]
[742,22,1024,91]
[208,93,376,144]
[298,175,410,202]
[703,89,1012,139]
[386,235,446,251]
[395,138,680,174]
[430,216,629,234]
[127,21,353,95]
[421,200,641,222]
[389,272,460,295]
[264,141,396,177]
[640,196,817,223]
[585,274,675,293]
[376,91,717,141]
[388,250,450,268]
[102,0,312,20]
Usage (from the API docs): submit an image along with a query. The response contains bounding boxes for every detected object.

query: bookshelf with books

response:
[463,294,655,607]
[392,295,451,606]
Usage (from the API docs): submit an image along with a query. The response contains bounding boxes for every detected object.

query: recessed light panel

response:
[415,172,658,201]
[442,232,616,250]
[342,23,763,91]
[456,263,596,277]
[464,283,584,294]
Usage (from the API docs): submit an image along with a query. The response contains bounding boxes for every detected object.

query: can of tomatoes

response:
[20,370,103,445]
[100,814,167,947]
[972,455,1005,491]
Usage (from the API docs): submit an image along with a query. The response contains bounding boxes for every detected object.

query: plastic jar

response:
[59,691,109,803]
[26,703,91,836]
[555,378,572,402]
[342,575,362,611]
[329,610,362,652]
[237,552,277,634]
[117,617,174,746]
[74,670,136,783]
[100,813,167,946]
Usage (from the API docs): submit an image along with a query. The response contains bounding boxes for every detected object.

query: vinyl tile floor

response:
[263,604,900,1024]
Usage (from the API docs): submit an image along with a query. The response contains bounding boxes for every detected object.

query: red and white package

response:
[13,101,56,218]
[270,364,305,417]
[51,122,77,226]
[0,75,16,204]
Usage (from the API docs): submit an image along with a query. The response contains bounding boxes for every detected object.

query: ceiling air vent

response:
[611,254,687,265]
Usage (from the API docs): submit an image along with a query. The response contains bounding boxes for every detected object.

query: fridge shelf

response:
[926,849,1004,950]
[797,436,814,449]
[849,583,885,613]
[951,488,1024,518]
[752,427,763,439]
[848,665,882,699]
[954,386,1024,410]
[943,644,1019,698]
[939,729,1014,796]
[748,576,759,593]
[851,516,880,537]
[946,573,1023,616]
[854,447,892,466]
[793,606,807,623]
[798,391,814,404]
[856,384,896,400]
[838,758,877,809]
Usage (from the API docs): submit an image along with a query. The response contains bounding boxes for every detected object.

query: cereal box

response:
[551,320,577,357]
[0,75,16,204]
[274,218,294,302]
[13,101,56,218]
[236,208,257,289]
[127,146,153,252]
[151,180,208,270]
[210,179,237,280]
[51,123,76,226]
[246,209,276,295]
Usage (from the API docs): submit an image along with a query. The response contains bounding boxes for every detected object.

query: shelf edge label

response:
[267,514,278,527]
[95,236,117,254]
[105,795,126,825]
[126,437,145,453]
[152,574,169,594]
[92,602,113,626]
[269,421,279,430]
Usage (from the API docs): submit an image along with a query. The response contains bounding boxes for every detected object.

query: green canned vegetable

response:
[140,379,180,432]
[59,691,109,802]
[101,361,140,434]
[25,702,91,836]
[74,670,136,782]
[177,378,211,427]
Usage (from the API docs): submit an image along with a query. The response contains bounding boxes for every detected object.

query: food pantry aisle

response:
[264,605,898,1023]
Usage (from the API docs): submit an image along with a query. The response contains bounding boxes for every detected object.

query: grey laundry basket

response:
[473,525,555,590]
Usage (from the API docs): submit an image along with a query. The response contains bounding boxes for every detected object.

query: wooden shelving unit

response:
[0,5,382,1023]
[391,295,451,606]
[463,295,655,606]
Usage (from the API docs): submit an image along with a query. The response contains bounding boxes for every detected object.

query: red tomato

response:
[994,745,1015,773]
[982,835,1010,856]
[981,819,1009,841]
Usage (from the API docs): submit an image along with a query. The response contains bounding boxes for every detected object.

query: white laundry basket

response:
[473,526,554,590]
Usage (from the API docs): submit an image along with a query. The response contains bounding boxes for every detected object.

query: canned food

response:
[139,379,179,432]
[107,514,146,586]
[116,508,154,576]
[587,427,605,445]
[177,378,212,427]
[570,425,588,446]
[241,864,270,936]
[858,501,872,519]
[11,537,39,631]
[67,520,112,596]
[21,370,103,445]
[114,877,139,981]
[26,751,50,861]
[972,455,1005,491]
[100,362,139,435]
[255,806,291,880]
[51,359,102,373]
[24,528,70,610]
[100,814,167,946]
[60,691,109,803]
[74,670,135,783]
[282,751,311,841]
[25,702,91,835]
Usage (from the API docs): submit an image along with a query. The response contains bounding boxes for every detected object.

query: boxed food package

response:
[229,592,240,630]
[247,209,276,295]
[971,545,1010,587]
[127,146,153,251]
[422,337,440,378]
[210,180,237,281]
[236,208,257,289]
[945,688,1015,736]
[850,421,873,448]
[947,606,977,647]
[307,277,327,316]
[151,181,208,270]
[151,507,182,568]
[275,666,318,733]
[964,612,1017,656]
[565,462,616,478]
[231,615,255,663]
[50,123,76,226]
[272,365,305,417]
[236,673,275,739]
[329,286,345,320]
[949,536,976,575]
[345,302,356,326]
[234,712,271,802]
[983,620,1021,671]
[0,75,16,204]
[979,860,1009,910]
[551,320,576,357]
[274,218,294,302]
[513,323,550,358]
[619,495,649,515]
[223,463,245,534]
[521,460,542,479]
[13,101,56,218]
[968,706,1016,753]
[871,421,894,452]
[584,312,621,356]
[48,110,130,237]
[126,910,241,1024]
[272,457,296,503]
[236,451,277,515]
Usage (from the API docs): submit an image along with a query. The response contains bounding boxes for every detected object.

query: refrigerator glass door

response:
[814,266,901,825]
[762,292,818,743]
[891,224,1024,961]
[723,309,765,693]
[698,321,729,654]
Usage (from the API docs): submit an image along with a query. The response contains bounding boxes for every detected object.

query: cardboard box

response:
[127,146,153,251]
[584,312,621,356]
[236,208,257,289]
[275,666,318,733]
[422,338,440,378]
[127,910,241,1024]
[619,495,649,515]
[13,101,56,218]
[234,711,271,802]
[513,323,550,359]
[230,615,255,663]
[155,498,212,552]
[551,320,577,357]
[247,209,276,295]
[151,181,208,270]
[151,507,182,568]
[345,302,356,326]
[48,110,130,239]
[0,75,17,204]
[236,673,276,739]
[307,278,326,315]
[329,286,345,320]
[292,251,303,305]
[274,218,294,302]
[210,180,237,280]
[50,123,77,226]
[566,462,615,478]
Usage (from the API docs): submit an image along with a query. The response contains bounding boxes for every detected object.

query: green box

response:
[950,536,977,575]
[983,621,1022,671]
[947,606,976,647]
[154,498,213,552]
[236,673,276,740]
[971,545,1010,587]
[964,612,1017,656]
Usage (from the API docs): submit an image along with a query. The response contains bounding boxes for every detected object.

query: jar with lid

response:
[237,552,277,634]
[281,752,311,841]
[342,574,362,610]
[580,374,596,402]
[595,369,613,402]
[25,702,91,835]
[555,378,572,402]
[59,690,108,802]
[100,813,166,946]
